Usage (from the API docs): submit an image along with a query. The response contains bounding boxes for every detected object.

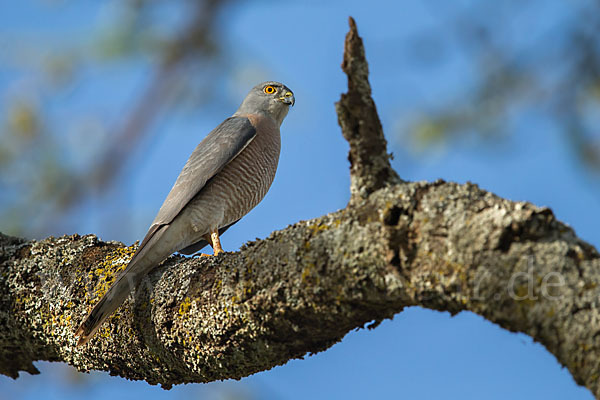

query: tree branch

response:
[336,17,401,203]
[1,17,599,397]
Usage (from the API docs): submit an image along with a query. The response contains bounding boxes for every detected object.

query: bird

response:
[75,81,295,346]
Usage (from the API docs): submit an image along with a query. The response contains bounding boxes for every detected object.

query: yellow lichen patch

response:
[176,328,194,347]
[301,262,320,285]
[301,263,313,283]
[579,342,591,352]
[440,259,468,285]
[15,295,33,305]
[239,275,255,300]
[178,296,192,318]
[514,285,528,299]
[308,222,330,235]
[99,326,111,338]
[514,285,536,307]
[85,245,137,305]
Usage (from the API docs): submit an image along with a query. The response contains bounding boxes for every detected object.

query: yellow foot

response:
[201,230,225,256]
[211,231,224,255]
[197,249,224,257]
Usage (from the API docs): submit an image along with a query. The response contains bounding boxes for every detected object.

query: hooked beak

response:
[280,91,295,106]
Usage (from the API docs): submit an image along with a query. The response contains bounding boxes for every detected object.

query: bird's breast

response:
[190,114,281,230]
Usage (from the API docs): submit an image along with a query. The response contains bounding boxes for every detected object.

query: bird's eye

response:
[263,85,276,94]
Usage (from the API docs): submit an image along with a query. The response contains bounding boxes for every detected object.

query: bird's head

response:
[235,81,295,126]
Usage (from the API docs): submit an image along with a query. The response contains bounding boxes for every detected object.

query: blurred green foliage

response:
[1,0,599,238]
[0,0,226,237]
[402,1,600,174]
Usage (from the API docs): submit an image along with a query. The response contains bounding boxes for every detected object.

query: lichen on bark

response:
[0,16,599,398]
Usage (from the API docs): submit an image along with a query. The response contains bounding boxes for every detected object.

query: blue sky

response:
[0,1,598,399]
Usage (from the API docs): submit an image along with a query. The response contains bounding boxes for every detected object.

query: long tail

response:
[74,266,143,346]
[75,225,169,346]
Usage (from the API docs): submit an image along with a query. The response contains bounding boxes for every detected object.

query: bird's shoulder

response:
[234,113,281,144]
[149,116,258,227]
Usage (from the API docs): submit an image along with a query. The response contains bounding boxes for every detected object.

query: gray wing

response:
[75,117,256,345]
[136,116,256,252]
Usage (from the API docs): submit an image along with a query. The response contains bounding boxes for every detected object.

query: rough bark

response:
[1,16,599,397]
[336,17,401,202]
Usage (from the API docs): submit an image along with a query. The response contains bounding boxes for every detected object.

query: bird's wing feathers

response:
[153,116,256,227]
[132,117,255,257]
[75,117,255,346]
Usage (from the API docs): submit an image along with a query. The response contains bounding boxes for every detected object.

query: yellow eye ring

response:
[264,85,276,94]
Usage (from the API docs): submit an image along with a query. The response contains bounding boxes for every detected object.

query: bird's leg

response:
[210,229,224,255]
[200,228,224,256]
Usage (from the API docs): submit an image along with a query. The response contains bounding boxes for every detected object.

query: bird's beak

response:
[280,91,295,106]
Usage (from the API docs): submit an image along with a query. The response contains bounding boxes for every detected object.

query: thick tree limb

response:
[1,17,599,397]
